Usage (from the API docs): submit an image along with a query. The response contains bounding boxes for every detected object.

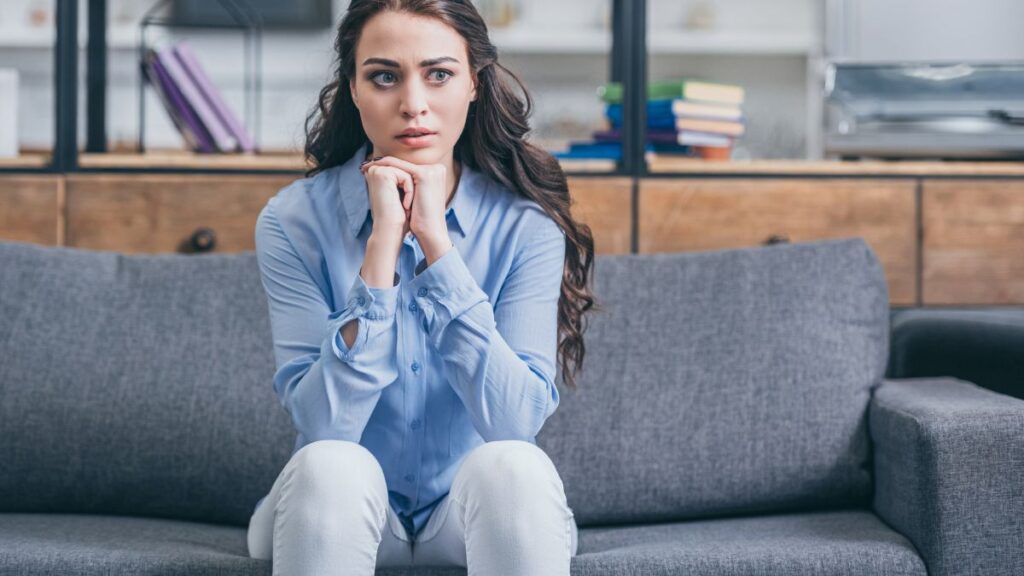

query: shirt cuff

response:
[329,270,401,360]
[408,246,488,324]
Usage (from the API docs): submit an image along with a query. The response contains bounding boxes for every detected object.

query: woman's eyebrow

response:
[362,56,459,68]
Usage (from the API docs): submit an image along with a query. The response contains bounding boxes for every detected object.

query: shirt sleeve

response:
[406,221,566,442]
[254,202,401,443]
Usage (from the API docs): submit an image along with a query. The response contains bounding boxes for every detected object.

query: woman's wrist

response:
[419,233,454,267]
[363,233,402,288]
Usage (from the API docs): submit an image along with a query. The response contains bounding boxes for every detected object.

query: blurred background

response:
[1,0,1023,308]
[2,0,1022,162]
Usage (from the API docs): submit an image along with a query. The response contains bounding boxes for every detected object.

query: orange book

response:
[675,118,745,137]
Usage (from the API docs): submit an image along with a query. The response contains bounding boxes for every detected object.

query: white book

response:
[0,69,17,158]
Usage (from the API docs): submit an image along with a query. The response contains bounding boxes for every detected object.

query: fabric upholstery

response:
[870,377,1024,576]
[887,308,1024,399]
[0,241,294,526]
[0,510,925,576]
[538,237,890,525]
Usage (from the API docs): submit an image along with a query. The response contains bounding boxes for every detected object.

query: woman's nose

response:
[399,81,429,117]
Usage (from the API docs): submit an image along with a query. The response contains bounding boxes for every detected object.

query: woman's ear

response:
[349,78,359,108]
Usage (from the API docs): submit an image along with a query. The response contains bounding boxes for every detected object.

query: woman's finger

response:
[397,170,415,203]
[362,155,425,180]
[403,184,415,211]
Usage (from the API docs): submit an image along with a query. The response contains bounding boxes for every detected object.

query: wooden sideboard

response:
[3,159,1024,305]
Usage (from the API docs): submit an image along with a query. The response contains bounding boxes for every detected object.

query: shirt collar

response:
[338,141,483,240]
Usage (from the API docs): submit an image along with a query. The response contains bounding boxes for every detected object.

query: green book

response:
[598,79,745,106]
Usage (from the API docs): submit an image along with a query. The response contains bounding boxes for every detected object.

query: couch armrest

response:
[870,377,1024,576]
[887,309,1024,399]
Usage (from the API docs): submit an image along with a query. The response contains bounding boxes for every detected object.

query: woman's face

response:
[350,11,477,164]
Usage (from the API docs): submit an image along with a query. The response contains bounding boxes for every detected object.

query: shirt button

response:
[408,301,418,312]
[404,473,415,483]
[356,296,366,306]
[411,361,420,372]
[417,287,428,297]
[410,418,421,430]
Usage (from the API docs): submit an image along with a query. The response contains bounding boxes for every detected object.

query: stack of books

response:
[553,78,745,162]
[141,40,255,154]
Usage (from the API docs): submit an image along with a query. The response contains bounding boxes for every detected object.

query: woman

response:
[247,0,597,574]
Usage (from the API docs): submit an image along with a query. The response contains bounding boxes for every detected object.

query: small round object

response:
[188,227,217,253]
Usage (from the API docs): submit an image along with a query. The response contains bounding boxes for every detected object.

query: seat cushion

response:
[0,511,924,576]
[577,510,926,575]
[538,238,890,526]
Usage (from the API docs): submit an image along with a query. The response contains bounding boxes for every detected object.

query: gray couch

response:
[1,236,1021,576]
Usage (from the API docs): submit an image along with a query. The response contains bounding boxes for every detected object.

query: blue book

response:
[552,141,660,160]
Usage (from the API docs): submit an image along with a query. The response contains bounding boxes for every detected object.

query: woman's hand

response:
[361,156,454,265]
[361,158,416,244]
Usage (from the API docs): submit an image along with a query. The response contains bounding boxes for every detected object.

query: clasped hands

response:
[360,155,455,265]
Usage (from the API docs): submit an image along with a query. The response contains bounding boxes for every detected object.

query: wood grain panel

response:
[65,175,295,254]
[567,177,632,255]
[923,179,1024,305]
[639,178,918,305]
[0,176,61,246]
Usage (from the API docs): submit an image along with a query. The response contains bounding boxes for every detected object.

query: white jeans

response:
[247,439,578,575]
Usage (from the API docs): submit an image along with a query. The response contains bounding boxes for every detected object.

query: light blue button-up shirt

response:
[252,141,566,539]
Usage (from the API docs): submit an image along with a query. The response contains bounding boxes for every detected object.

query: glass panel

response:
[483,0,616,173]
[645,0,821,170]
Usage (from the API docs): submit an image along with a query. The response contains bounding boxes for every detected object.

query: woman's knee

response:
[452,440,564,501]
[285,440,387,501]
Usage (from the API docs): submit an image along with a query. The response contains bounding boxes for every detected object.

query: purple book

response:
[156,45,237,152]
[172,41,255,153]
[593,128,679,144]
[145,50,216,153]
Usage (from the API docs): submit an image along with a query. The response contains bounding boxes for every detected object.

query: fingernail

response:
[373,156,383,161]
[360,159,370,166]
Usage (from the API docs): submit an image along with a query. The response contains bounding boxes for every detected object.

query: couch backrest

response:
[537,237,890,526]
[0,241,293,526]
[0,236,889,528]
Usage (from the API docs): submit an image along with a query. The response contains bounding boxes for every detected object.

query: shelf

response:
[78,151,307,171]
[646,155,1024,176]
[75,151,621,174]
[0,153,50,168]
[0,28,142,49]
[648,30,819,55]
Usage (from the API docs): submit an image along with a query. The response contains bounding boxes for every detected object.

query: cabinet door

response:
[0,176,61,246]
[567,177,632,255]
[65,175,295,254]
[923,179,1024,305]
[639,178,918,305]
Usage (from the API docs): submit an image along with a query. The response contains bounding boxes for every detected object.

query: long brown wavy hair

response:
[304,0,598,390]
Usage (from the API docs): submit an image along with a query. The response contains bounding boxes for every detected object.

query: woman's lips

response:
[395,132,437,147]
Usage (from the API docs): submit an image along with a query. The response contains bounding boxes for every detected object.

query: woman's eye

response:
[370,71,396,86]
[430,69,452,83]
[369,69,450,88]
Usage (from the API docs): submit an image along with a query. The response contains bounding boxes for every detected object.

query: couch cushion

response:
[538,238,889,525]
[0,241,294,526]
[0,511,924,576]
